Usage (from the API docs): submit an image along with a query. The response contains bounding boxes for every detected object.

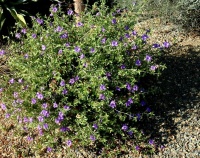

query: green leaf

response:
[9,0,29,5]
[16,13,26,26]
[6,7,26,27]
[0,17,5,30]
[0,9,5,30]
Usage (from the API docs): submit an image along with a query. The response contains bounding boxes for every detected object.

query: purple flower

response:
[13,92,18,98]
[132,45,137,50]
[106,72,111,80]
[64,105,70,110]
[36,92,43,100]
[125,26,129,30]
[27,136,33,141]
[9,78,14,84]
[141,101,146,106]
[111,40,118,46]
[53,102,58,108]
[42,103,48,109]
[52,6,58,13]
[146,107,151,112]
[15,33,21,39]
[141,34,148,41]
[74,46,81,53]
[100,84,106,91]
[23,117,29,123]
[122,124,128,131]
[116,86,121,91]
[58,111,64,119]
[42,45,46,51]
[60,126,70,132]
[125,33,130,38]
[55,118,61,124]
[67,9,74,15]
[18,78,23,83]
[29,117,33,123]
[150,65,157,71]
[0,50,5,56]
[38,116,44,122]
[120,64,126,69]
[101,38,106,44]
[116,9,121,13]
[47,147,52,152]
[163,41,170,48]
[62,89,68,95]
[132,85,138,92]
[80,54,85,59]
[136,113,141,121]
[55,26,63,32]
[149,139,154,145]
[135,59,141,66]
[119,36,123,41]
[66,140,72,147]
[24,54,28,59]
[144,54,152,62]
[90,135,96,141]
[77,22,83,27]
[16,99,24,104]
[43,123,48,130]
[102,27,105,32]
[31,98,37,104]
[90,48,95,53]
[112,18,117,24]
[109,100,116,108]
[126,83,131,91]
[75,76,79,81]
[21,28,27,34]
[160,145,165,150]
[152,43,160,48]
[125,98,133,107]
[40,110,50,117]
[132,30,137,35]
[5,113,10,118]
[92,124,98,130]
[60,80,65,87]
[135,145,141,151]
[37,125,42,130]
[32,34,37,39]
[39,129,43,136]
[83,62,88,68]
[128,131,133,136]
[57,49,62,54]
[69,78,75,84]
[99,94,106,100]
[65,43,70,47]
[36,18,43,25]
[60,33,68,39]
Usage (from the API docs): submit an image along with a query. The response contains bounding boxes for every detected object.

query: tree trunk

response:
[73,0,85,23]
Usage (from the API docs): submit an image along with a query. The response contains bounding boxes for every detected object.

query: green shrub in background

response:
[1,1,168,156]
[116,0,200,30]
[0,0,38,33]
[0,0,62,38]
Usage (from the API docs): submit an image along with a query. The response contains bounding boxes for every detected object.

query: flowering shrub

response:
[1,2,167,156]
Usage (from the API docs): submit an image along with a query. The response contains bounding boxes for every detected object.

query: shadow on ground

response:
[140,44,200,150]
